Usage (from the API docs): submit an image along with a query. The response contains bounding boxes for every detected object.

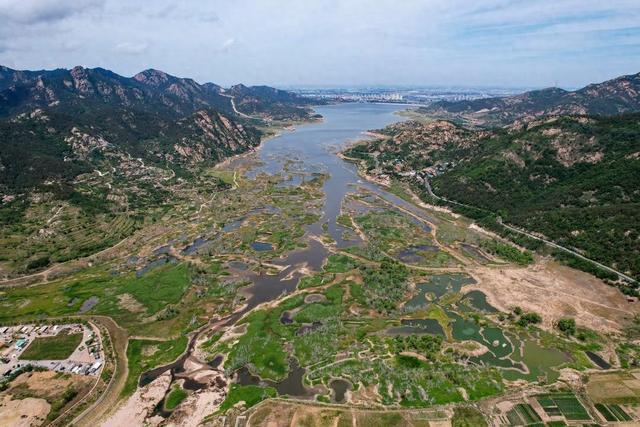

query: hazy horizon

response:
[1,0,639,88]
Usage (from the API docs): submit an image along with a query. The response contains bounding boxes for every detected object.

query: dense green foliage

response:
[423,71,640,125]
[124,336,188,396]
[0,65,318,274]
[452,407,488,427]
[349,113,640,280]
[391,334,443,360]
[228,84,319,120]
[46,386,78,422]
[513,310,542,327]
[165,386,188,410]
[556,318,577,335]
[431,115,640,279]
[359,258,409,313]
[479,240,533,265]
[217,384,277,413]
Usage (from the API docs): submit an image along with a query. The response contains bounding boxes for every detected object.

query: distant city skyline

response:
[1,0,639,88]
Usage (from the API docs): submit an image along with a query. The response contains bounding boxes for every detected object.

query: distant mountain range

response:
[0,65,317,120]
[347,70,640,283]
[422,72,640,126]
[0,65,318,197]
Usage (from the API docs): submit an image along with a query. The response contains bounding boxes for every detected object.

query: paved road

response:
[498,219,637,283]
[219,92,254,119]
[423,177,636,284]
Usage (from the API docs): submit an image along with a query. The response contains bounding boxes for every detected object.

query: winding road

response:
[422,177,636,284]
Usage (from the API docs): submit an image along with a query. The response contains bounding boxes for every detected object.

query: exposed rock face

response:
[0,65,271,201]
[227,83,317,120]
[0,64,317,122]
[0,65,317,196]
[65,127,111,159]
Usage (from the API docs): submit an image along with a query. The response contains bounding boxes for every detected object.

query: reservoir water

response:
[141,102,438,385]
[141,103,570,391]
[233,103,420,309]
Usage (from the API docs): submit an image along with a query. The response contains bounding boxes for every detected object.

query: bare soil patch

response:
[117,293,145,313]
[586,371,640,404]
[0,395,50,427]
[467,259,638,332]
[101,371,171,427]
[10,371,92,399]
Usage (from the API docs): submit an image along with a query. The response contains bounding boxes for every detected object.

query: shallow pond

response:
[136,256,177,277]
[585,351,611,369]
[459,243,491,263]
[405,274,476,309]
[227,261,248,270]
[153,245,173,256]
[250,241,274,252]
[387,318,445,336]
[460,290,499,313]
[396,244,439,264]
[222,218,245,232]
[78,296,99,313]
[330,378,352,403]
[504,340,571,382]
[181,237,210,255]
[236,359,313,397]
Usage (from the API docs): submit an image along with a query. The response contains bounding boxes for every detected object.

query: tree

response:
[516,312,542,327]
[556,318,576,335]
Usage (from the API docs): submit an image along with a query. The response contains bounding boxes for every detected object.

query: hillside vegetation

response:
[421,71,640,127]
[0,65,317,277]
[346,114,640,280]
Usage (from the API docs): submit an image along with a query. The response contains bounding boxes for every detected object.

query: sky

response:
[1,0,639,88]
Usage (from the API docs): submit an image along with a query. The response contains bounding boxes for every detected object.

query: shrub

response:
[556,318,576,335]
[516,312,542,327]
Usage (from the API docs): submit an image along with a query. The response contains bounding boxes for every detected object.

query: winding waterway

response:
[141,102,442,385]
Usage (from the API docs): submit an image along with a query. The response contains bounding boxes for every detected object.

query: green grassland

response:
[0,201,140,275]
[165,385,189,410]
[123,336,188,397]
[217,384,277,414]
[349,114,640,279]
[20,332,83,360]
[353,209,459,268]
[205,240,612,409]
[0,262,195,336]
[342,189,527,267]
[452,407,488,427]
[209,264,509,406]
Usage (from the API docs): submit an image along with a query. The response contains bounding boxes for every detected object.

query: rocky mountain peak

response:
[69,66,94,93]
[133,69,171,86]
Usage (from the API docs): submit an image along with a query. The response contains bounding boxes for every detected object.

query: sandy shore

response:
[101,372,172,427]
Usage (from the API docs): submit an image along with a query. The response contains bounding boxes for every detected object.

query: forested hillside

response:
[0,65,315,276]
[346,114,640,280]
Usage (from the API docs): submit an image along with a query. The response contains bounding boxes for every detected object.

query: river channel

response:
[141,102,444,385]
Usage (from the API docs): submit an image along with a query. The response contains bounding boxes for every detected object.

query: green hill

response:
[346,114,640,281]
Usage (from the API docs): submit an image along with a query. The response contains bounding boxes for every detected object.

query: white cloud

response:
[0,0,103,24]
[0,0,638,87]
[114,41,149,55]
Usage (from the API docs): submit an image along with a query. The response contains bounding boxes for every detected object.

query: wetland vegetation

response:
[1,103,637,426]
